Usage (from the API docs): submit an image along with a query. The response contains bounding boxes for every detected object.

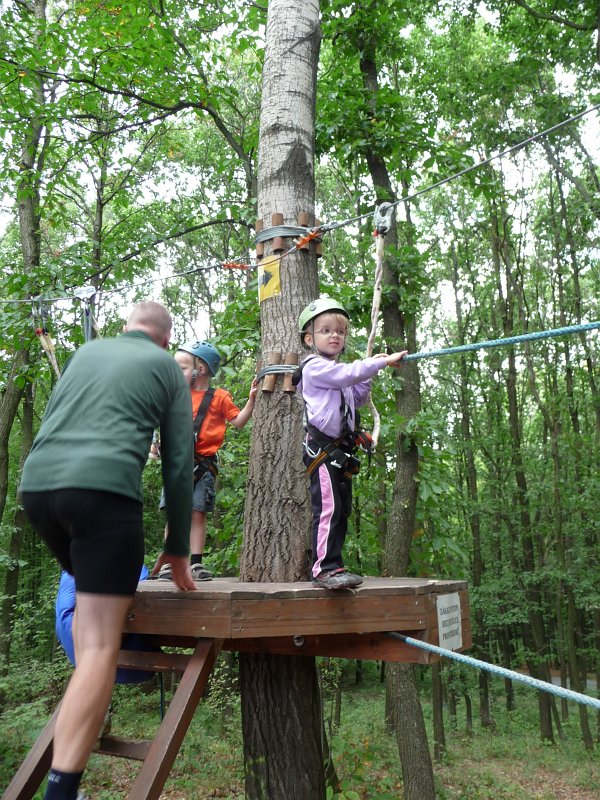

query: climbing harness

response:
[292,355,365,478]
[192,387,219,479]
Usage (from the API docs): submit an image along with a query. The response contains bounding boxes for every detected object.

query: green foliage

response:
[1,0,600,769]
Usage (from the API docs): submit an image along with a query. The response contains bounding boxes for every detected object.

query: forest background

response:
[0,0,599,797]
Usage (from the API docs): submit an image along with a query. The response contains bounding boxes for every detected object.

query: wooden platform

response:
[124,576,471,663]
[3,576,470,800]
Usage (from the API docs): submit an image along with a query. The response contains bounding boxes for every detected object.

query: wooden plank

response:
[96,735,152,761]
[223,631,440,663]
[124,594,231,638]
[1,703,59,800]
[224,577,458,598]
[229,594,431,637]
[134,576,468,599]
[117,650,190,673]
[125,580,472,641]
[127,638,223,800]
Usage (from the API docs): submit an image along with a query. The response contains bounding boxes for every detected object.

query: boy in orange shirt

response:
[158,340,257,581]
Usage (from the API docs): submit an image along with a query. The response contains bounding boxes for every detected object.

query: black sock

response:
[190,554,203,565]
[44,768,83,800]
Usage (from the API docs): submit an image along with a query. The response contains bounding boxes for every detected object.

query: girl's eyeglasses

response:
[314,328,347,337]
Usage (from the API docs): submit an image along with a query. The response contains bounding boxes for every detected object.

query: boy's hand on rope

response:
[379,351,408,368]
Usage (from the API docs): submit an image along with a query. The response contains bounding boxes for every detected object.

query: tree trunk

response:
[431,662,447,762]
[238,3,324,799]
[0,353,28,529]
[464,690,473,736]
[357,38,435,800]
[450,240,493,728]
[489,191,555,741]
[388,660,438,796]
[0,378,34,682]
[240,654,325,799]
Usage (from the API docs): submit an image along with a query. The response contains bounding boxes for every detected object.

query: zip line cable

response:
[318,102,600,235]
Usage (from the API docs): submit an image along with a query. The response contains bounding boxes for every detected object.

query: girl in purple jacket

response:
[295,298,407,590]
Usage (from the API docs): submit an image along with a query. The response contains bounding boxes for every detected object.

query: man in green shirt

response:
[20,301,196,800]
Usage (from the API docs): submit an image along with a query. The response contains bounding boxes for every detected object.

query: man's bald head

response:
[126,301,173,348]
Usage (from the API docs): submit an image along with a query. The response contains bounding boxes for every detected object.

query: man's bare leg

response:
[51,592,132,772]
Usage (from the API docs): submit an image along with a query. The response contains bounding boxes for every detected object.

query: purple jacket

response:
[298,355,388,438]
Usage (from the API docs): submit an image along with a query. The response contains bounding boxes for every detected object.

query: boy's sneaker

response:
[312,569,363,590]
[158,563,213,581]
[191,563,213,581]
[76,793,88,800]
[157,563,173,581]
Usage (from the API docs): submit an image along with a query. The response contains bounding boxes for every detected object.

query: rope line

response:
[388,633,600,711]
[365,232,385,447]
[403,321,600,362]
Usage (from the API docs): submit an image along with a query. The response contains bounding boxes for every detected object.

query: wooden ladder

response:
[2,638,223,800]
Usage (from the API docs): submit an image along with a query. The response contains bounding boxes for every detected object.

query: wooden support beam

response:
[126,638,223,800]
[96,735,152,761]
[225,631,436,663]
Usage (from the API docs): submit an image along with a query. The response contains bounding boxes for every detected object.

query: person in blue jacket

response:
[55,566,155,685]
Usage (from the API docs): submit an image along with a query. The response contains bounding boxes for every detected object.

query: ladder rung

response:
[96,735,152,761]
[117,650,191,673]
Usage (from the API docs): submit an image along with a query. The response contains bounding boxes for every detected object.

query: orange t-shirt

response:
[192,387,240,458]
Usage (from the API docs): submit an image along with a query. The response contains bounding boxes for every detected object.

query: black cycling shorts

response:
[21,488,145,595]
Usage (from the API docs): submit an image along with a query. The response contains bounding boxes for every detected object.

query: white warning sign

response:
[436,592,463,651]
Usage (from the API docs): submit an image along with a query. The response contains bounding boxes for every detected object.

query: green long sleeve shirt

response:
[20,331,194,556]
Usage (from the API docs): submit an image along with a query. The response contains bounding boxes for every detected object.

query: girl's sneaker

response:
[312,569,363,589]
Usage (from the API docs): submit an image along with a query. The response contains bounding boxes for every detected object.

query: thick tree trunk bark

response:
[0,378,34,682]
[358,40,435,800]
[489,193,555,742]
[238,3,325,799]
[450,241,493,728]
[431,662,446,761]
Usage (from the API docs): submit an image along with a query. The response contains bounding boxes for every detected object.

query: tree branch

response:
[0,55,207,114]
[509,0,597,31]
[118,218,244,263]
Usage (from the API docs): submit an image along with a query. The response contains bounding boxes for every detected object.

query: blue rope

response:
[389,633,600,711]
[403,321,600,362]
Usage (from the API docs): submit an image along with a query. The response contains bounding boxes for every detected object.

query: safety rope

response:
[35,327,61,379]
[387,633,600,711]
[402,320,600,363]
[364,204,396,448]
[33,299,62,379]
[74,286,98,342]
